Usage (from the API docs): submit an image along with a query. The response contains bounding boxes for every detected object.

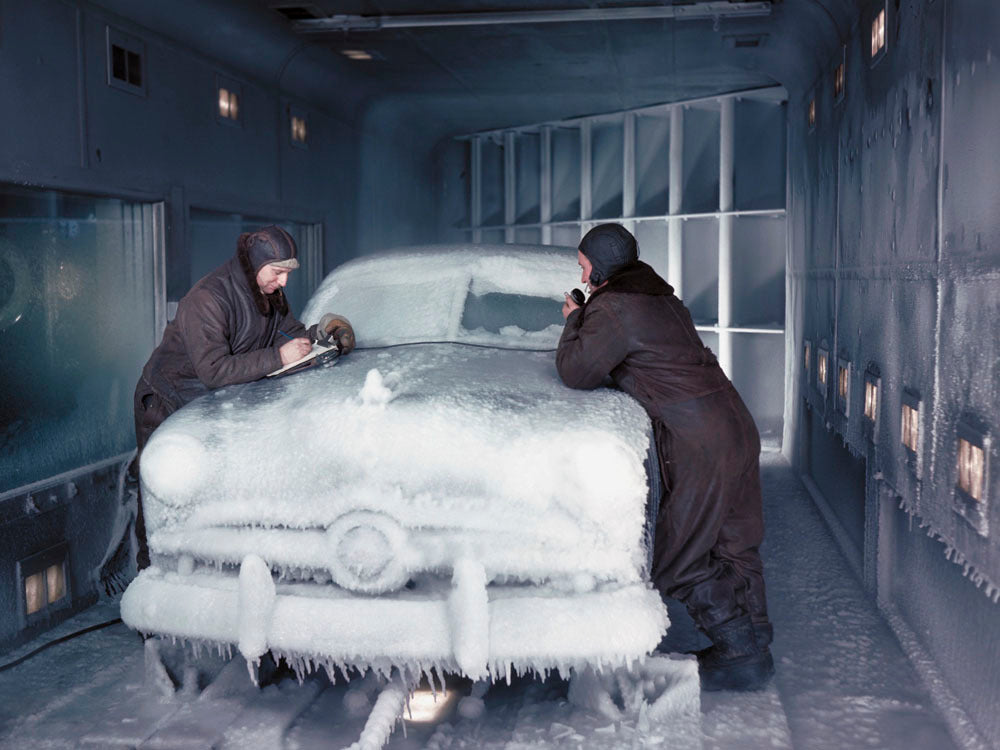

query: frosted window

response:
[0,184,157,492]
[187,210,317,319]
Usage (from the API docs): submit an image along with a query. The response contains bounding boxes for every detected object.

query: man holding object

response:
[129,225,353,570]
[557,223,773,692]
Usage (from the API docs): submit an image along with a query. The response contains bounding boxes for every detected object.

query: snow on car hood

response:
[140,343,651,560]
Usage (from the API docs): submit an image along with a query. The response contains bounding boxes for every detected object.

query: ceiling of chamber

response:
[91,0,859,134]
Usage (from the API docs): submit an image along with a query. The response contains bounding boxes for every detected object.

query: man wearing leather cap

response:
[128,225,354,571]
[557,222,773,692]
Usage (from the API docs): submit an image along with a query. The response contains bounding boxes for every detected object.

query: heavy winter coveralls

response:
[556,260,770,642]
[131,227,308,568]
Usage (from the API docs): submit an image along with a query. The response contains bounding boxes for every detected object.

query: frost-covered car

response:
[122,244,667,682]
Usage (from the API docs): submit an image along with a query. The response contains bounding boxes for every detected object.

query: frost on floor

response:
[0,455,963,750]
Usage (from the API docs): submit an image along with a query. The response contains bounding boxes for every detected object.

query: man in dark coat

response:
[130,225,353,569]
[556,223,773,691]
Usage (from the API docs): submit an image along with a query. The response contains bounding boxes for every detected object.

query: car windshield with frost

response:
[122,243,666,689]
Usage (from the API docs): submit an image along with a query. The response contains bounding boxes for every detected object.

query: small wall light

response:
[804,340,812,375]
[218,87,239,120]
[216,75,242,125]
[808,98,817,130]
[954,420,990,536]
[291,115,308,144]
[817,347,829,397]
[871,7,886,61]
[17,544,70,627]
[901,390,921,454]
[834,48,846,103]
[863,365,881,443]
[837,357,851,416]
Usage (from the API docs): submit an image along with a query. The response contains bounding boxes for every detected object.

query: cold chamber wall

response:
[0,0,360,650]
[788,1,1000,746]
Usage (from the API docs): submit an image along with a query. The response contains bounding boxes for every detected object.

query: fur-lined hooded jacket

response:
[138,233,307,410]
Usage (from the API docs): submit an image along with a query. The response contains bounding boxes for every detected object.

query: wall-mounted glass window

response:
[216,75,241,125]
[837,357,851,416]
[954,421,989,536]
[106,27,146,96]
[0,184,161,493]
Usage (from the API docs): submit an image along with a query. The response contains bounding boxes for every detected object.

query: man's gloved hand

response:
[312,313,356,354]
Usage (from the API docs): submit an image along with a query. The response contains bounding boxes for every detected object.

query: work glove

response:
[312,313,355,354]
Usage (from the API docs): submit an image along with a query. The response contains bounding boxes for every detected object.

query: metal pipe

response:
[293,2,771,33]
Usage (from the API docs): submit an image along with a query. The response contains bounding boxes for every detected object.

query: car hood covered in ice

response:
[140,343,653,584]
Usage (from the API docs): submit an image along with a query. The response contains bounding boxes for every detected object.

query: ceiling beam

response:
[292,2,772,34]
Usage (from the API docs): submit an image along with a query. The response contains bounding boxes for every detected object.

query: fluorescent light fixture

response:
[341,49,373,61]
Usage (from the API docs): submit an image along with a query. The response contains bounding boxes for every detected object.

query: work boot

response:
[697,615,774,691]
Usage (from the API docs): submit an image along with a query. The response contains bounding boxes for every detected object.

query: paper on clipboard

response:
[267,342,337,377]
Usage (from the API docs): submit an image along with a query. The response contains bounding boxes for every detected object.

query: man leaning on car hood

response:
[556,222,774,693]
[127,226,354,572]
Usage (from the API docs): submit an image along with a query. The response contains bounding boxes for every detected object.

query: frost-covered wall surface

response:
[788,1,1000,745]
[0,0,360,650]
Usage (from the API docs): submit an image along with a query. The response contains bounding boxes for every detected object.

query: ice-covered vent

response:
[302,244,579,349]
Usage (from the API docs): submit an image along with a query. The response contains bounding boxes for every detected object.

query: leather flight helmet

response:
[246,225,299,271]
[579,223,639,286]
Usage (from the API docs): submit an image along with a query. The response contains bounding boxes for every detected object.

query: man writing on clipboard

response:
[129,225,354,570]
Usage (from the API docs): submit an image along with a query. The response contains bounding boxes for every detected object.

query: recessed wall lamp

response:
[219,87,239,120]
[804,340,812,375]
[341,49,373,61]
[837,357,851,416]
[834,47,846,103]
[901,390,921,454]
[217,75,241,124]
[955,420,990,536]
[863,365,881,443]
[808,98,817,130]
[17,543,70,627]
[817,346,829,396]
[871,6,887,62]
[291,114,308,144]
